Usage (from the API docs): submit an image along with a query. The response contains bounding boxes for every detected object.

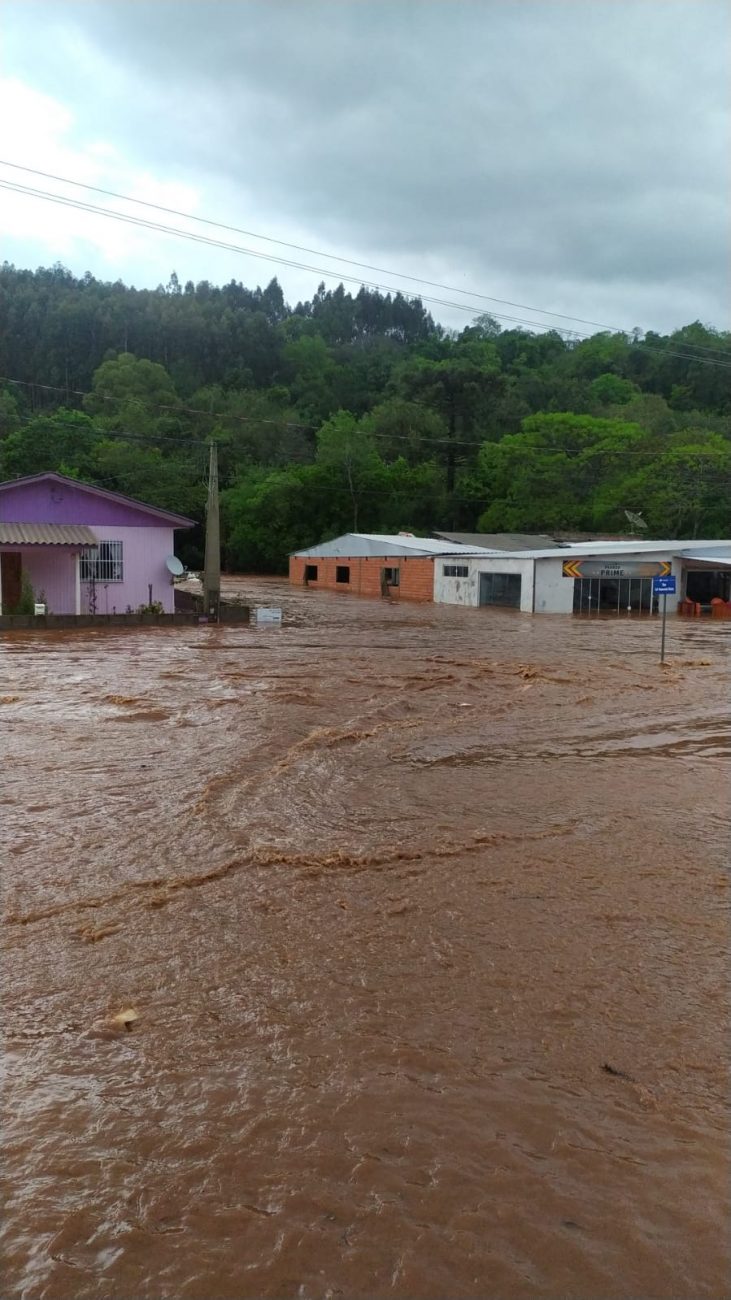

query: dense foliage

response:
[1,262,729,569]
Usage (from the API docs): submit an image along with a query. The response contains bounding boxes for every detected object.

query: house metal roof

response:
[291,533,502,559]
[0,522,98,546]
[433,531,560,550]
[433,530,638,550]
[0,472,195,528]
[293,533,731,562]
[476,539,731,561]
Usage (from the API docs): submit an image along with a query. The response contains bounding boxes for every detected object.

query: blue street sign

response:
[653,575,676,595]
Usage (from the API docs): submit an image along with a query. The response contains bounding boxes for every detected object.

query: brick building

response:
[289,533,492,602]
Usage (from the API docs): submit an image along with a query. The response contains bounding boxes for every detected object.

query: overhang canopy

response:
[0,522,98,546]
[679,552,731,569]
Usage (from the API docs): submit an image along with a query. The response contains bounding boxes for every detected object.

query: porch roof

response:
[0,522,98,546]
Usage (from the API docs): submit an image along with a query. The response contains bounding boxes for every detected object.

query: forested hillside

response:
[1,263,729,569]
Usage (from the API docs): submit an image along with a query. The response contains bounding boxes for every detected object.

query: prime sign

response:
[562,559,672,579]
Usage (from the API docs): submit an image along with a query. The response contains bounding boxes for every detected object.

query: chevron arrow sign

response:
[562,559,672,579]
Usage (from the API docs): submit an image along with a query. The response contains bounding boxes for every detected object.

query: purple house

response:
[0,472,194,615]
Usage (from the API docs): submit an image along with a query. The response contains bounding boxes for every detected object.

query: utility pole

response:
[203,439,220,622]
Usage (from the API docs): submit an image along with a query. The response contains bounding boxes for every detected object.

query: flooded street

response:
[2,578,729,1299]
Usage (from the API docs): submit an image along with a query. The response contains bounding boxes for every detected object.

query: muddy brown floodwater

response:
[1,577,729,1299]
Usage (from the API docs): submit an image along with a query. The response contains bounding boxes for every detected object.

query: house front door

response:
[1,552,22,613]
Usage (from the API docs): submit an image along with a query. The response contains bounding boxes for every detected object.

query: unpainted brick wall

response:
[289,555,435,602]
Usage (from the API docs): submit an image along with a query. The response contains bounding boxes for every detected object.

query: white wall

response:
[434,549,682,614]
[533,559,575,613]
[434,556,535,611]
[433,561,480,607]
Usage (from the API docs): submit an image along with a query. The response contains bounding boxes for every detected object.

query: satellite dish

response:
[165,555,185,576]
[624,510,648,532]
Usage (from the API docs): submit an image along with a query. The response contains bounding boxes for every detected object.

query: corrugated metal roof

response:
[291,533,503,559]
[293,533,731,563]
[481,538,731,561]
[434,531,559,550]
[0,522,98,545]
[434,530,638,549]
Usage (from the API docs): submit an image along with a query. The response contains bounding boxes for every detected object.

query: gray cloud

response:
[4,0,730,332]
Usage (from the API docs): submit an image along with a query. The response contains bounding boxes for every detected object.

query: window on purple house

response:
[80,541,124,582]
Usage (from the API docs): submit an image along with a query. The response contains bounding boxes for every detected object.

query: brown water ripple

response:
[1,582,729,1298]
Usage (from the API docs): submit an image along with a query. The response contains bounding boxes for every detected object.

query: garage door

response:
[479,572,522,608]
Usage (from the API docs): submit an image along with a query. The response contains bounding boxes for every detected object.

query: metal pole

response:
[660,592,668,663]
[203,440,221,622]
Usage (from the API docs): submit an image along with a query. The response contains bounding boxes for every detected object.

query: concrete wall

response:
[0,612,200,630]
[533,559,575,613]
[290,554,435,601]
[434,556,535,612]
[433,562,480,607]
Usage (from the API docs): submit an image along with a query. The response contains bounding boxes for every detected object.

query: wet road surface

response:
[2,579,729,1298]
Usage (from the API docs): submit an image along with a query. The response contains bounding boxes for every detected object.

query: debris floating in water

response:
[111,1008,140,1032]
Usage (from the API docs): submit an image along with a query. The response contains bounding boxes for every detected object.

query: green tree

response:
[474,413,648,531]
[83,353,181,442]
[597,431,731,537]
[361,397,447,464]
[315,411,384,531]
[91,439,206,519]
[0,386,21,439]
[397,340,503,492]
[0,410,98,479]
[589,373,637,407]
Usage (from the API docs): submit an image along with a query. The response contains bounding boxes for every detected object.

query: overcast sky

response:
[1,0,729,336]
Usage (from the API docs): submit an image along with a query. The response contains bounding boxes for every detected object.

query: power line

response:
[9,406,731,459]
[2,175,731,373]
[0,374,316,432]
[2,157,729,362]
[0,178,571,336]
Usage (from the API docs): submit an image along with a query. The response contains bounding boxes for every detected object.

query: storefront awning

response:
[0,523,98,546]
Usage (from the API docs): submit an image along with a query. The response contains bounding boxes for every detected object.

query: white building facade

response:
[434,541,731,615]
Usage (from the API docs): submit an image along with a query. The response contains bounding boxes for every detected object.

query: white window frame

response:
[80,540,124,583]
[443,564,469,578]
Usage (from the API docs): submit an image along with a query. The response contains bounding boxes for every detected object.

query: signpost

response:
[254,607,283,625]
[653,574,676,663]
[562,559,671,579]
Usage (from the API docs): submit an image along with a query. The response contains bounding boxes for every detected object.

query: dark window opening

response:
[304,564,318,582]
[685,569,731,605]
[573,576,654,614]
[336,565,351,584]
[80,540,123,582]
[479,571,522,608]
[383,567,400,587]
[443,564,468,578]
